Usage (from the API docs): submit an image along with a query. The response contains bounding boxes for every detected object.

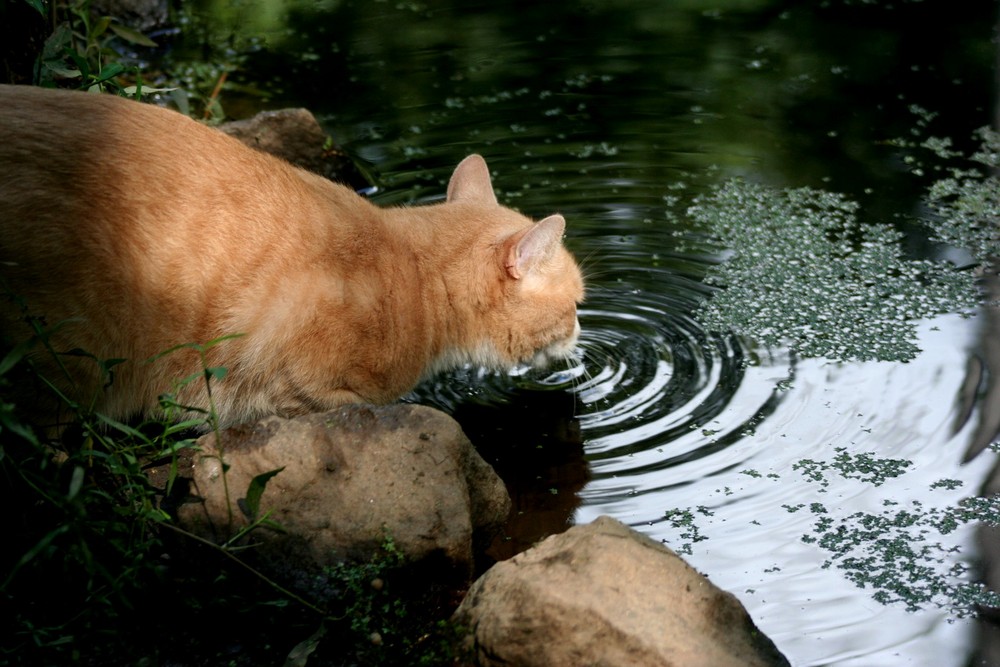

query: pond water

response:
[174,1,999,664]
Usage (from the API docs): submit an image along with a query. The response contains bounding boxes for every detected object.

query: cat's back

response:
[0,86,368,276]
[0,85,312,209]
[0,84,231,182]
[0,84,242,155]
[0,86,391,425]
[0,85,375,356]
[1,86,239,238]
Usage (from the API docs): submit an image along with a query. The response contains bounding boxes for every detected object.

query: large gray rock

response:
[176,404,510,582]
[454,515,790,667]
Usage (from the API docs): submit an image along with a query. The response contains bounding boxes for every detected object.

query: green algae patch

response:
[793,448,913,491]
[672,445,1000,617]
[920,127,1000,264]
[797,496,1000,615]
[687,127,1000,363]
[661,505,714,555]
[689,179,980,362]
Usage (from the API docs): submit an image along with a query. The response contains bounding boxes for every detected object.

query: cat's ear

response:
[505,215,566,280]
[446,154,498,205]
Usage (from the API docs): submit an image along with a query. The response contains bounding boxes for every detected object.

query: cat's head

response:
[446,154,584,370]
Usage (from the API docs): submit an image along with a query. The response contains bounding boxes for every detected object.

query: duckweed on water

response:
[792,448,912,490]
[689,180,979,362]
[921,127,1000,264]
[794,497,1000,614]
[661,506,713,555]
[679,129,1000,613]
[689,128,1000,362]
[679,450,1000,614]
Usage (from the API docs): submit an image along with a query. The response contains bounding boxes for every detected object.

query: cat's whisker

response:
[581,245,617,272]
[575,245,602,271]
[565,345,602,420]
[574,249,607,287]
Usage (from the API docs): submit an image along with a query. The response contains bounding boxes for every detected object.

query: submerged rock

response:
[454,515,790,667]
[175,404,510,584]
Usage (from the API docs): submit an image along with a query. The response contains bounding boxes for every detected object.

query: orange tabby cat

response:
[0,85,583,430]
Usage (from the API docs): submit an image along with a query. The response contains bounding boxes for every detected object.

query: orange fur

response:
[0,85,583,429]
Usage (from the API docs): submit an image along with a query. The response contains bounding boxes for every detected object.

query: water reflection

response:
[575,314,995,665]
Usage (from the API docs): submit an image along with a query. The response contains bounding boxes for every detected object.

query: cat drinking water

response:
[0,85,583,430]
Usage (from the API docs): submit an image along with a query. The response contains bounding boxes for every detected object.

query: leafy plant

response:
[303,537,467,666]
[0,324,205,661]
[33,0,158,94]
[10,0,251,117]
[0,317,466,665]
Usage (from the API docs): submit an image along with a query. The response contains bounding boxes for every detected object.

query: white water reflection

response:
[576,314,996,666]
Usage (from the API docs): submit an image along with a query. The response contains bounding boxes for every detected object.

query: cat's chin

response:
[527,319,582,369]
[431,343,578,376]
[527,347,580,371]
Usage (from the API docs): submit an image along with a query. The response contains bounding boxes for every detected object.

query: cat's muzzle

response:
[531,318,582,368]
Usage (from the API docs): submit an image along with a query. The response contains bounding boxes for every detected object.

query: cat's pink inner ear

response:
[505,214,566,280]
[446,154,498,205]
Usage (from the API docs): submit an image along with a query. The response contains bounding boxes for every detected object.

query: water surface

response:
[176,1,999,664]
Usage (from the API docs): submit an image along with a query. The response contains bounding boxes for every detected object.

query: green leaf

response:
[146,332,244,363]
[0,337,37,376]
[4,525,70,587]
[122,85,177,96]
[61,347,99,362]
[40,22,73,62]
[22,0,46,16]
[152,438,198,459]
[161,420,206,436]
[170,371,204,389]
[258,517,287,533]
[65,49,89,74]
[67,465,85,500]
[204,366,228,382]
[95,412,149,441]
[100,358,127,372]
[203,333,247,349]
[91,15,112,40]
[42,64,82,79]
[242,467,285,519]
[108,22,158,47]
[93,61,125,82]
[285,624,326,667]
[0,402,39,446]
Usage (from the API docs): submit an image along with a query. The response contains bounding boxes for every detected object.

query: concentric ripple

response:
[574,280,793,509]
[411,263,792,513]
[574,288,742,456]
